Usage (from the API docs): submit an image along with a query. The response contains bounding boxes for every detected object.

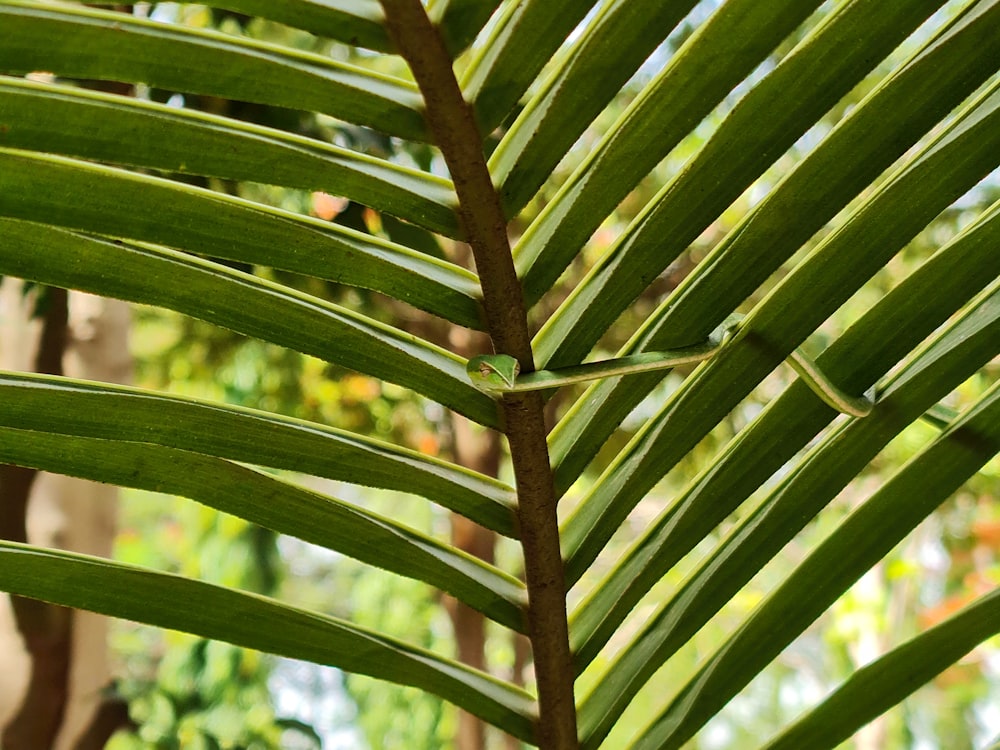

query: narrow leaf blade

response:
[157,0,393,52]
[535,0,998,369]
[0,426,526,628]
[0,148,482,329]
[0,543,537,741]
[578,287,1000,747]
[629,380,1000,750]
[547,9,1000,494]
[570,199,1000,673]
[0,371,517,536]
[489,0,701,216]
[561,80,1000,584]
[514,0,892,301]
[428,0,503,56]
[461,0,598,134]
[761,590,1000,750]
[0,77,461,237]
[0,220,501,427]
[0,1,428,140]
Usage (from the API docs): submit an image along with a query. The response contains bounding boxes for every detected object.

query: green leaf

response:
[0,77,461,237]
[570,197,1000,673]
[146,0,393,52]
[0,371,517,536]
[0,1,428,140]
[427,0,503,56]
[534,0,996,368]
[576,285,1000,747]
[559,79,1000,584]
[0,426,526,628]
[628,378,1000,750]
[547,10,1000,494]
[514,0,928,302]
[0,148,481,328]
[761,589,1000,750]
[489,0,702,216]
[0,542,537,742]
[0,219,501,428]
[461,0,599,135]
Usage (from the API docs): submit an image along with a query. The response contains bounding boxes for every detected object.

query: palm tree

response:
[0,0,998,748]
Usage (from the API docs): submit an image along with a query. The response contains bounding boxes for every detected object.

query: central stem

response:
[379,3,578,748]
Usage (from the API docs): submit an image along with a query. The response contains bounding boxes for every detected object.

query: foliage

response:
[112,310,307,750]
[0,1,998,749]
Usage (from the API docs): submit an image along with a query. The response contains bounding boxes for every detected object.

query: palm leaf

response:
[0,149,477,323]
[0,1,427,139]
[761,588,1000,749]
[561,74,1000,582]
[428,0,503,55]
[0,219,499,426]
[140,0,394,51]
[0,1,997,747]
[570,200,1000,668]
[537,0,999,368]
[577,283,1000,747]
[0,76,463,236]
[499,0,829,224]
[630,376,1000,749]
[0,370,518,537]
[0,425,526,629]
[0,542,537,741]
[461,0,598,134]
[547,2,999,489]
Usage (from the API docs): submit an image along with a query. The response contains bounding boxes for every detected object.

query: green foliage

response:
[110,490,292,749]
[0,1,998,748]
[341,536,456,750]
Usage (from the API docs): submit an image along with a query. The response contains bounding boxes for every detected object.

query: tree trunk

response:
[0,282,131,749]
[448,416,502,750]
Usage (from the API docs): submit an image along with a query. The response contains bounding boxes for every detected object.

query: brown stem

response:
[379,4,577,748]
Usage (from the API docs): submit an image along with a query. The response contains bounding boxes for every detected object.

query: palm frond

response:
[0,542,538,741]
[0,0,997,746]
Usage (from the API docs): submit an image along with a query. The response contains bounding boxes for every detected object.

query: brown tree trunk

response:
[448,416,502,750]
[0,282,132,749]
